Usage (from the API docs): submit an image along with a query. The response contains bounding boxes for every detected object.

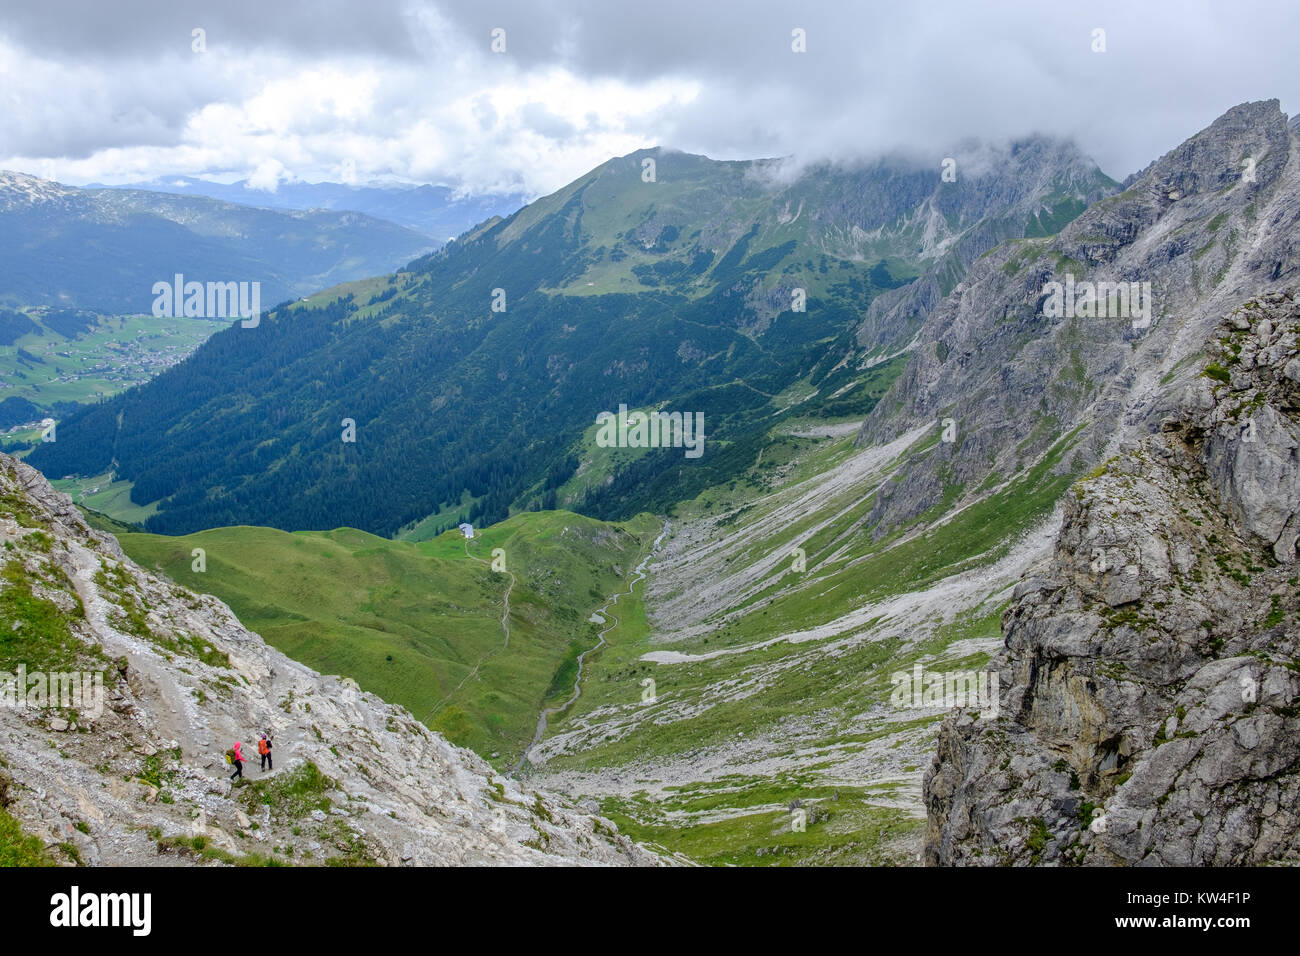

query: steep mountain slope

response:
[0,454,662,866]
[94,176,528,240]
[0,171,434,312]
[27,140,1112,536]
[517,101,1300,865]
[857,99,1300,537]
[926,291,1300,865]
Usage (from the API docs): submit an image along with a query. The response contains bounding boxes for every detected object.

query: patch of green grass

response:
[600,786,921,866]
[318,818,379,866]
[93,561,152,638]
[139,753,164,789]
[156,834,287,867]
[77,507,142,536]
[1264,595,1284,629]
[239,762,334,820]
[119,510,660,766]
[0,486,48,529]
[543,640,586,702]
[1026,816,1050,863]
[0,554,99,675]
[1202,363,1231,384]
[52,475,159,525]
[0,806,56,866]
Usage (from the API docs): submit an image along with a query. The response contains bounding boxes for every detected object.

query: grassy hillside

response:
[118,510,660,766]
[53,473,158,523]
[30,143,1109,538]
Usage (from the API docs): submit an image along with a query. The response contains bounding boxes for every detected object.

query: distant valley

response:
[0,170,436,314]
[29,137,1115,537]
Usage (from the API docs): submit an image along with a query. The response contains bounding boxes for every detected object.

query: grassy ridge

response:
[119,510,660,766]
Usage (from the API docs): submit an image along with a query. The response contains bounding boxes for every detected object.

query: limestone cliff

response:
[925,290,1300,865]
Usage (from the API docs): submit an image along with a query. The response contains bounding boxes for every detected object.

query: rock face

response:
[857,99,1300,538]
[924,291,1300,866]
[0,456,664,866]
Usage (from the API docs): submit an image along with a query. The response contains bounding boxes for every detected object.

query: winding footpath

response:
[421,537,517,725]
[511,521,670,776]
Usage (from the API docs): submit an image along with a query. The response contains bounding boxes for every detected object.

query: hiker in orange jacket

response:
[258,733,273,772]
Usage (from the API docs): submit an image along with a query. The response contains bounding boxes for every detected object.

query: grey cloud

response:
[2,0,1298,189]
[0,0,426,59]
[432,0,1300,178]
[519,102,576,140]
[3,57,226,159]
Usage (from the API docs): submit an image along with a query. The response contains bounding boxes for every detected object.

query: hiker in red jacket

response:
[229,741,246,780]
[258,733,273,772]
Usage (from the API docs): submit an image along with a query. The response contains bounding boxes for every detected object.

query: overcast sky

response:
[2,0,1296,198]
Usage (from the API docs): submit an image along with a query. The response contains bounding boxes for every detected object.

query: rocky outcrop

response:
[0,455,664,866]
[924,291,1300,865]
[857,99,1300,539]
[1195,297,1300,562]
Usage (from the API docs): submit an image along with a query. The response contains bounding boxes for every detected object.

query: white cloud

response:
[0,29,696,197]
[247,158,290,192]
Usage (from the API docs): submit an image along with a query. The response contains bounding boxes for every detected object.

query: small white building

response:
[459,522,474,539]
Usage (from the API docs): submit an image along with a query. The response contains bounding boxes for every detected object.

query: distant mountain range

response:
[0,171,437,313]
[28,135,1115,535]
[89,176,529,240]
